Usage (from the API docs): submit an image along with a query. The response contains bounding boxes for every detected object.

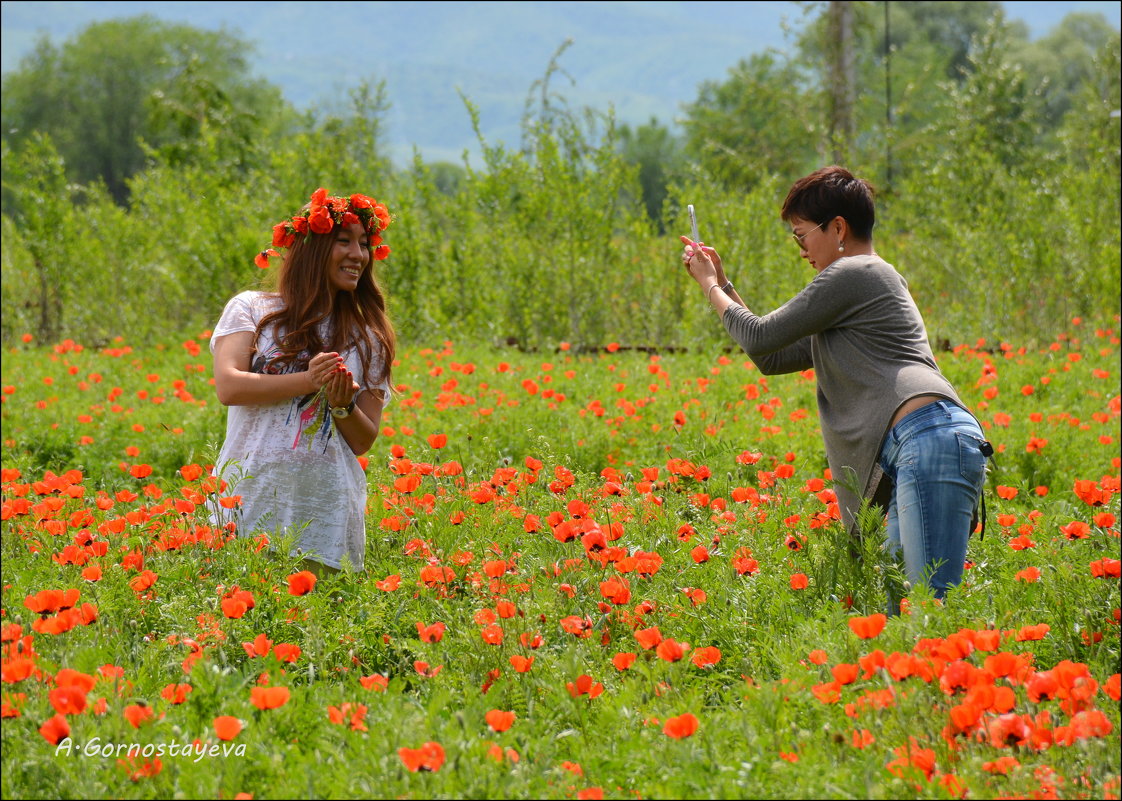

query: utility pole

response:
[884,0,893,189]
[828,1,856,164]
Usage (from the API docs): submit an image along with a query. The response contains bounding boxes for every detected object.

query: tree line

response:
[1,3,1119,348]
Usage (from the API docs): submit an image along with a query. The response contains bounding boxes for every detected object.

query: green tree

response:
[1011,13,1121,127]
[681,51,823,189]
[1,15,286,205]
[617,117,685,228]
[792,1,1024,187]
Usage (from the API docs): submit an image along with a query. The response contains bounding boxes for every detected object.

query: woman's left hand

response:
[325,364,359,409]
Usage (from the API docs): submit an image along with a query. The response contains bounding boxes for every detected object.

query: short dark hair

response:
[780,166,876,240]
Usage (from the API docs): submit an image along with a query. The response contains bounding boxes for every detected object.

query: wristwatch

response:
[330,398,356,419]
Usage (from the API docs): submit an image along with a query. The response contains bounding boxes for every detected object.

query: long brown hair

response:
[254,230,395,388]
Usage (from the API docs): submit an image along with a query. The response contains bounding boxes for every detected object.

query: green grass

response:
[1,320,1119,799]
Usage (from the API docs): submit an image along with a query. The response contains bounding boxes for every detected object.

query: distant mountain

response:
[2,1,1119,165]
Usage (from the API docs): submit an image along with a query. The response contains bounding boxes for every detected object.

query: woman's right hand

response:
[680,236,725,286]
[306,351,344,391]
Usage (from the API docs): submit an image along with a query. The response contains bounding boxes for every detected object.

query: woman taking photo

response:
[210,188,395,573]
[682,166,989,609]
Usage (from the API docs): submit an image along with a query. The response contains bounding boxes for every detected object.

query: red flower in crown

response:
[308,206,334,235]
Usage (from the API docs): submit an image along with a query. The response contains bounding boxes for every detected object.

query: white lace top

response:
[209,291,390,570]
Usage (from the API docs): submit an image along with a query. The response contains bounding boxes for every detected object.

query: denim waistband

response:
[891,399,980,440]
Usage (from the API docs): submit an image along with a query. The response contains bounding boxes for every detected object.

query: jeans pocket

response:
[956,432,987,487]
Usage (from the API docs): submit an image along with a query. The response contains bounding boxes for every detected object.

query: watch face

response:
[331,407,348,418]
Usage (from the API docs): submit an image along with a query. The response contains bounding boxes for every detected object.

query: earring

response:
[838,243,844,252]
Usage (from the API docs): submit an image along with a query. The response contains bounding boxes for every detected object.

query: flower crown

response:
[255,187,393,269]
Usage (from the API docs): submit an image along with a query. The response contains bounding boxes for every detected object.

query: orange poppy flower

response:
[509,655,534,673]
[789,573,809,590]
[851,729,875,749]
[123,703,155,728]
[214,715,242,741]
[286,571,317,596]
[376,574,401,591]
[49,685,88,716]
[160,683,192,705]
[691,646,721,668]
[485,709,516,732]
[360,674,389,691]
[39,713,70,744]
[272,643,301,663]
[398,741,445,772]
[634,626,662,650]
[811,681,842,704]
[416,622,446,643]
[566,674,604,698]
[242,633,273,658]
[832,663,860,685]
[848,613,887,639]
[221,597,249,619]
[249,686,290,710]
[656,639,689,662]
[1015,623,1050,642]
[663,713,699,739]
[612,652,637,671]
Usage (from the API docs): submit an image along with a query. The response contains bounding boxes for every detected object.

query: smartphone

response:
[687,204,699,244]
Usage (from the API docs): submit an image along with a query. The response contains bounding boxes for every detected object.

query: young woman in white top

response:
[210,188,395,572]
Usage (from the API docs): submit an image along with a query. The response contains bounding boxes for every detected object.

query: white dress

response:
[209,291,390,570]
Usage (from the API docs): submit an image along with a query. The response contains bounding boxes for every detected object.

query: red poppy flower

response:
[691,646,721,668]
[242,633,273,658]
[566,674,604,698]
[286,571,317,596]
[656,638,689,662]
[360,674,389,691]
[49,685,88,716]
[634,626,662,650]
[851,729,875,749]
[398,741,445,772]
[249,686,290,710]
[485,709,516,732]
[832,663,860,685]
[123,703,155,728]
[416,621,446,643]
[272,643,301,663]
[308,206,334,235]
[789,573,809,590]
[160,683,192,705]
[375,574,402,591]
[509,655,534,673]
[613,652,637,671]
[663,713,699,739]
[1091,558,1122,578]
[214,716,242,741]
[848,613,887,639]
[39,713,70,745]
[481,624,504,645]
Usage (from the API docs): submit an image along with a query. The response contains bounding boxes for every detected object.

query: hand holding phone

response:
[687,204,699,245]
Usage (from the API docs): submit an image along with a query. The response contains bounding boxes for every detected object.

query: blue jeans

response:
[878,400,987,607]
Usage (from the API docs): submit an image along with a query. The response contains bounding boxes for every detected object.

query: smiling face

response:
[326,222,371,293]
[790,216,841,273]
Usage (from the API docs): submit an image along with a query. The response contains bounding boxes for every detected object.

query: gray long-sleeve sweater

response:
[722,253,963,532]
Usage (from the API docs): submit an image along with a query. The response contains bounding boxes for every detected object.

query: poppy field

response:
[1,320,1119,800]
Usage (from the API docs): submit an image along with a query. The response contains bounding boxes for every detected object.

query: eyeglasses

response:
[791,221,826,250]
